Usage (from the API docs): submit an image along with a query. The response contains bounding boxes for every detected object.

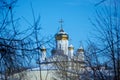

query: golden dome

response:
[55,28,69,40]
[68,44,74,50]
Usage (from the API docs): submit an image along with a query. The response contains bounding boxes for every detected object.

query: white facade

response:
[56,40,68,55]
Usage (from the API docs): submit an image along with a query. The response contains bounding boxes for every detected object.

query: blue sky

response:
[15,0,99,49]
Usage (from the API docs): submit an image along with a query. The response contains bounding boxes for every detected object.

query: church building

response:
[40,19,85,62]
[8,20,86,80]
[38,19,85,80]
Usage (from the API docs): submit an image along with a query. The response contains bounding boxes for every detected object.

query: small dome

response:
[40,46,46,52]
[55,28,69,40]
[68,44,74,50]
[77,46,84,53]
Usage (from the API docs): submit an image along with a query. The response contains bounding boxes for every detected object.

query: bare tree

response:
[45,49,86,80]
[86,0,120,80]
[85,41,110,80]
[0,0,50,80]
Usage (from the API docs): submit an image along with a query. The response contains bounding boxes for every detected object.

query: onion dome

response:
[68,44,74,50]
[77,46,84,53]
[40,46,46,52]
[55,28,69,40]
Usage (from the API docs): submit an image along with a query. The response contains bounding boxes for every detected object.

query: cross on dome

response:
[59,19,64,32]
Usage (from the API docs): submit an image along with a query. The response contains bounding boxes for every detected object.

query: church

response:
[7,20,113,80]
[8,20,86,80]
